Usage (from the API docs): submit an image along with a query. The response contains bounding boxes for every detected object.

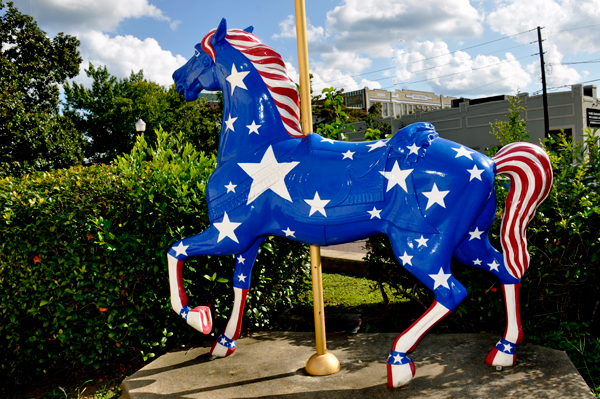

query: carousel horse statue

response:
[168,18,552,387]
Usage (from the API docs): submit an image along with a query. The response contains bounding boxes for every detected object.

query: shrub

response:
[0,128,309,386]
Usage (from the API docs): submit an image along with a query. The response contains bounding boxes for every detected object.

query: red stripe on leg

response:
[231,289,248,341]
[514,283,523,344]
[387,363,394,388]
[485,347,499,366]
[176,260,188,306]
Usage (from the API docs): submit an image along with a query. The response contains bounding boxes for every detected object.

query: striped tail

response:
[493,142,553,280]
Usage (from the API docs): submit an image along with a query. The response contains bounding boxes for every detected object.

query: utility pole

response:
[537,26,550,139]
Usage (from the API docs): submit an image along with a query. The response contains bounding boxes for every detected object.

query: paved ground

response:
[320,240,367,276]
[121,332,594,399]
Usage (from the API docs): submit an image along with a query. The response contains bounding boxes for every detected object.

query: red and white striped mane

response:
[201,28,303,138]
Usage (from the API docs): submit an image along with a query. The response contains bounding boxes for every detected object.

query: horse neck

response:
[214,50,295,166]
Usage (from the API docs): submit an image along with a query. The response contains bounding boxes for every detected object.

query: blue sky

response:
[11,0,600,99]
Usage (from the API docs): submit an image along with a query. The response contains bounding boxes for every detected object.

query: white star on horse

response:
[173,241,189,257]
[467,165,484,181]
[453,146,474,160]
[305,192,330,217]
[238,145,300,204]
[429,267,452,290]
[422,183,449,210]
[214,212,242,243]
[468,227,484,240]
[226,63,250,95]
[380,161,413,193]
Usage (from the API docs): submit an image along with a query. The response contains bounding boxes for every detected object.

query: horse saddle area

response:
[206,123,440,235]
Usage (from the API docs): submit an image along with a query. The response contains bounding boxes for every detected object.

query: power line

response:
[547,77,600,91]
[546,22,600,37]
[312,27,537,88]
[451,71,530,97]
[381,53,535,90]
[313,43,534,89]
[548,59,600,66]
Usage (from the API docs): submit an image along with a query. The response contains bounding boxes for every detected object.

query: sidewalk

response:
[321,240,367,276]
[121,332,594,398]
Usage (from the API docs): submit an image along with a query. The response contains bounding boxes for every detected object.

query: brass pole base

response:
[305,352,340,376]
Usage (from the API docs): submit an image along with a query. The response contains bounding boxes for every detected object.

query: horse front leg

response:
[167,215,255,335]
[210,237,265,358]
[168,254,213,334]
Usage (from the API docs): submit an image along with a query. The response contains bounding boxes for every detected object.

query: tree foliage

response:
[488,93,530,154]
[0,1,83,176]
[63,64,222,163]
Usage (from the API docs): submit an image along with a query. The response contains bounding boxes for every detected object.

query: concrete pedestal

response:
[121,332,594,398]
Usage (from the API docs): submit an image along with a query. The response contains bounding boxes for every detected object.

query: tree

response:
[488,93,529,155]
[63,64,222,162]
[314,87,355,140]
[0,1,83,176]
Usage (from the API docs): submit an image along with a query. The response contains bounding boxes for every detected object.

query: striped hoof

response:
[386,350,415,388]
[485,338,517,367]
[210,334,237,358]
[181,305,212,334]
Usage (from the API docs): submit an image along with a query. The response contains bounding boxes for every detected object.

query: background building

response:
[344,88,456,119]
[393,85,600,153]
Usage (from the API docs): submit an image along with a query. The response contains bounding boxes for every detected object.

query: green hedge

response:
[0,128,309,385]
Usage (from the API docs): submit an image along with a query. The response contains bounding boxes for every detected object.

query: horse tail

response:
[493,142,553,280]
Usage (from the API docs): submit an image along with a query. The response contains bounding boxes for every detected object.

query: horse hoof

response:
[210,334,237,358]
[187,306,212,334]
[387,362,415,388]
[485,339,517,367]
[386,351,415,388]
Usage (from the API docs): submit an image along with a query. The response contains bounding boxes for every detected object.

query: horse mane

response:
[201,28,303,138]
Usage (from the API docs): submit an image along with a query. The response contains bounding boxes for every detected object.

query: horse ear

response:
[244,26,254,34]
[211,18,227,46]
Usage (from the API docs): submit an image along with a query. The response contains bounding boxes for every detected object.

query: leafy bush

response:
[0,127,309,386]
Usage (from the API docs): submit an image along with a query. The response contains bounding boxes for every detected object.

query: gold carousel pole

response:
[294,0,340,376]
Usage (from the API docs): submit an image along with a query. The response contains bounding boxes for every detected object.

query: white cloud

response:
[394,40,532,96]
[284,62,299,85]
[326,0,485,56]
[311,64,382,95]
[320,50,372,74]
[12,0,174,33]
[487,0,600,54]
[78,31,187,86]
[526,42,582,89]
[272,15,326,42]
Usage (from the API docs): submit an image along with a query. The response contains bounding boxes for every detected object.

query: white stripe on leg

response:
[503,284,520,343]
[167,254,185,314]
[393,301,450,353]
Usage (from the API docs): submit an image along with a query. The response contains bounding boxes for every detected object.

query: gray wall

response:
[393,85,599,153]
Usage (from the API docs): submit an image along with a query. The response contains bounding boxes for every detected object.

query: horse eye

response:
[195,49,200,57]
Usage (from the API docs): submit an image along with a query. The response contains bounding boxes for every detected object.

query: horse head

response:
[173,19,254,102]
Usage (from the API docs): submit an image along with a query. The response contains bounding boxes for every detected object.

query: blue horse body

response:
[168,18,551,388]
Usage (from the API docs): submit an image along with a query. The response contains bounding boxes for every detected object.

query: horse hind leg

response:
[385,231,468,388]
[454,193,522,368]
[210,237,265,358]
